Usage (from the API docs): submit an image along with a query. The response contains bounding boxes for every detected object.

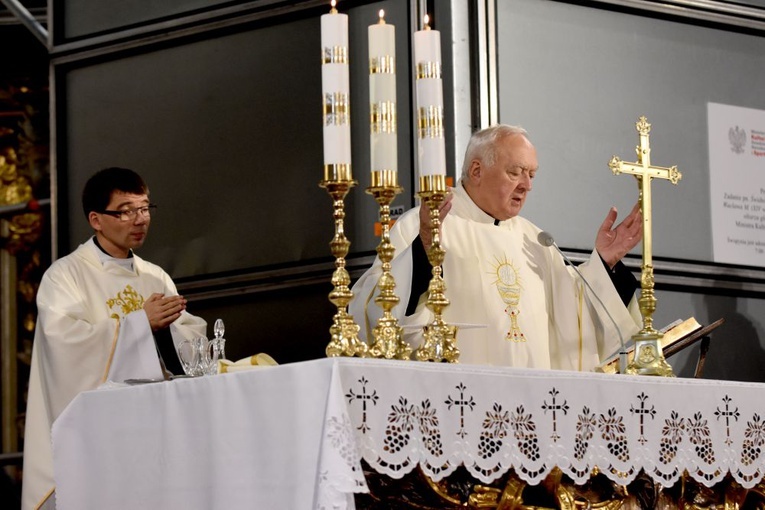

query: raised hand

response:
[595,201,642,269]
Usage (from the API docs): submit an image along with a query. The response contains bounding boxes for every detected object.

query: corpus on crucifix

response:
[609,116,682,377]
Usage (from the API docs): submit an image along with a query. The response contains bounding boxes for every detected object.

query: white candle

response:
[321,1,351,177]
[369,10,397,178]
[413,15,446,178]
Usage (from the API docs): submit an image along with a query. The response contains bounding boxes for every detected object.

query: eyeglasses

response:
[99,204,157,222]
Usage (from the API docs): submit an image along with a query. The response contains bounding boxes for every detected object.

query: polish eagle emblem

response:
[729,125,746,154]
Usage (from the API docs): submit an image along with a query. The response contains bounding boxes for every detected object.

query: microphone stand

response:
[539,232,629,374]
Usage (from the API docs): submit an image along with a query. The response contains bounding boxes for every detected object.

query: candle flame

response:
[330,0,337,13]
[379,9,385,23]
[423,14,430,30]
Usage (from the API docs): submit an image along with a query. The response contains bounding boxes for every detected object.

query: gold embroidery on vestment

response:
[106,285,145,319]
[490,255,525,342]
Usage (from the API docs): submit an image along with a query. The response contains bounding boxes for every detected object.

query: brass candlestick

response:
[365,170,411,360]
[320,164,368,358]
[414,174,459,363]
[609,116,681,377]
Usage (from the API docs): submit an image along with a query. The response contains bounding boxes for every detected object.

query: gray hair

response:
[460,124,528,181]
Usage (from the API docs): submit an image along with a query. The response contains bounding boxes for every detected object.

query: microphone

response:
[537,231,629,374]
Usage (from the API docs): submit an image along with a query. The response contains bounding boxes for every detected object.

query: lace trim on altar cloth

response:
[315,364,368,510]
[316,359,765,509]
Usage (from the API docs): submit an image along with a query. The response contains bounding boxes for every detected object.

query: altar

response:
[51,357,765,509]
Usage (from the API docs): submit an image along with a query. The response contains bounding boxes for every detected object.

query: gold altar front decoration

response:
[609,116,682,377]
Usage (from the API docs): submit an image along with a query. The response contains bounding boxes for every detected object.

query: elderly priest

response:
[350,124,643,370]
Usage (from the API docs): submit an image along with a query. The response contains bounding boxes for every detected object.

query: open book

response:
[594,317,702,374]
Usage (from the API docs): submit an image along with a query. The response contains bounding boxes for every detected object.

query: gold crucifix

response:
[609,116,681,377]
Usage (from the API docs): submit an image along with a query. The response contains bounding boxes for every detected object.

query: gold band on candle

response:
[370,169,398,188]
[322,46,348,64]
[370,101,396,134]
[416,61,442,80]
[419,174,448,193]
[324,163,353,182]
[370,55,395,74]
[323,93,349,126]
[418,106,444,139]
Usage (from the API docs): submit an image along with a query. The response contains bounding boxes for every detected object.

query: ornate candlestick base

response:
[369,315,410,359]
[416,296,459,362]
[366,170,410,360]
[414,175,459,363]
[320,164,368,358]
[326,311,367,358]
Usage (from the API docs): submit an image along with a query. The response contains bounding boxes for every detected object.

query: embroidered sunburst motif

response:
[489,254,525,342]
[106,285,145,320]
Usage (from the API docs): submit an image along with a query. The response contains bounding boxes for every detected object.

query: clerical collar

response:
[456,183,512,227]
[93,235,134,259]
[92,236,135,272]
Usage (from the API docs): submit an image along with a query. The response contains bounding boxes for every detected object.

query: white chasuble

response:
[22,238,206,510]
[350,184,640,370]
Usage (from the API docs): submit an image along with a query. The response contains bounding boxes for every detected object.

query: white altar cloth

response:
[52,358,765,510]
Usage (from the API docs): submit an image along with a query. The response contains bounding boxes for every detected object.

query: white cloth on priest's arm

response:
[21,238,206,510]
[349,183,641,371]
